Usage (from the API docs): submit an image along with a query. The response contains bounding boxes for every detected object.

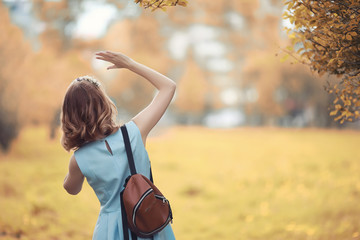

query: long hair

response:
[61,76,118,151]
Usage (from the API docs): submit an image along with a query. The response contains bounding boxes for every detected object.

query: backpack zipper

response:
[154,194,173,223]
[154,194,169,204]
[132,188,153,225]
[132,191,173,236]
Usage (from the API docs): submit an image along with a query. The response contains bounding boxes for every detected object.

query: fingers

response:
[95,52,111,61]
[96,51,117,58]
[95,51,107,57]
[107,65,117,70]
[105,50,117,56]
[95,51,115,62]
[95,56,106,61]
[95,51,125,70]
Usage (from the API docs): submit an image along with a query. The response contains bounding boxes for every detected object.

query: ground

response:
[0,126,360,240]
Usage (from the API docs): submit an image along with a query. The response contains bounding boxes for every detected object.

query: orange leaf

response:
[330,110,338,116]
[346,34,352,41]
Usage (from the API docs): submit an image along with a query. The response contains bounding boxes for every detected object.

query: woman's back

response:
[74,121,175,239]
[75,121,150,211]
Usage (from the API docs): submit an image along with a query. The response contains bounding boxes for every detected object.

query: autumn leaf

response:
[330,110,338,116]
[346,34,352,41]
[135,0,188,11]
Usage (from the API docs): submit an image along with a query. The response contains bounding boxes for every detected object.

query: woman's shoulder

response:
[124,120,141,137]
[124,121,147,149]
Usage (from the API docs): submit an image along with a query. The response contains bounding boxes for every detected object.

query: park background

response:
[0,0,360,239]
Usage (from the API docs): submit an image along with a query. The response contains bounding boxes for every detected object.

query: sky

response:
[73,1,118,39]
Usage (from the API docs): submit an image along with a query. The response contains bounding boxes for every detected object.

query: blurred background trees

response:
[0,0,356,152]
[0,3,30,151]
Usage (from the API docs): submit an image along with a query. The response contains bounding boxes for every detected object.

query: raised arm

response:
[95,51,176,145]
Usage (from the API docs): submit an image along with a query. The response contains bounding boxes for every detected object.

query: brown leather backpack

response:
[120,125,173,240]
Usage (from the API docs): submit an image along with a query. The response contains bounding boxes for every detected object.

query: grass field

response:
[0,126,360,240]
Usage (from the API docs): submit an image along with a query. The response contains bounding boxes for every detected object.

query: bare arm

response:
[129,61,176,145]
[95,51,176,145]
[63,155,84,195]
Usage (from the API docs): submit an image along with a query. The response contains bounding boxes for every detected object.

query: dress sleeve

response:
[74,148,88,177]
[125,121,151,177]
[126,120,146,148]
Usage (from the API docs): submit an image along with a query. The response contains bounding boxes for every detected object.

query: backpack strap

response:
[121,125,138,240]
[150,166,154,183]
[120,192,130,240]
[120,191,139,240]
[131,231,138,240]
[120,124,153,240]
[121,125,137,175]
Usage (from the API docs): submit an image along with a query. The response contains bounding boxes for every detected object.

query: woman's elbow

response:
[63,182,81,195]
[169,81,176,94]
[159,80,176,93]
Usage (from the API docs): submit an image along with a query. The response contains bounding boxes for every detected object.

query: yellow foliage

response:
[329,110,338,116]
[135,0,188,11]
[284,0,360,123]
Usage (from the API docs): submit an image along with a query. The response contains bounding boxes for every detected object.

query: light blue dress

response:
[75,121,175,240]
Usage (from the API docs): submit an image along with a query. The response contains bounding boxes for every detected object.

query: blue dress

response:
[75,121,175,240]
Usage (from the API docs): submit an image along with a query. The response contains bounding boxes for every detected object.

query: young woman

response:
[61,51,176,240]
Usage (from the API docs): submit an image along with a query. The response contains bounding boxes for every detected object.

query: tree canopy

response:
[283,0,360,123]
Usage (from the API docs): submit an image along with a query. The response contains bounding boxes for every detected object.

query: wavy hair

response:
[61,76,118,151]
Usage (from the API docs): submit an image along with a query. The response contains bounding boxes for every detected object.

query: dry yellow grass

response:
[0,126,360,240]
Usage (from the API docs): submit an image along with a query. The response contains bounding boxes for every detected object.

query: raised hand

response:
[95,50,176,146]
[95,51,134,70]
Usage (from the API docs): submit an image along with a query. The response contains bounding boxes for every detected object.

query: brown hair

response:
[61,76,118,151]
